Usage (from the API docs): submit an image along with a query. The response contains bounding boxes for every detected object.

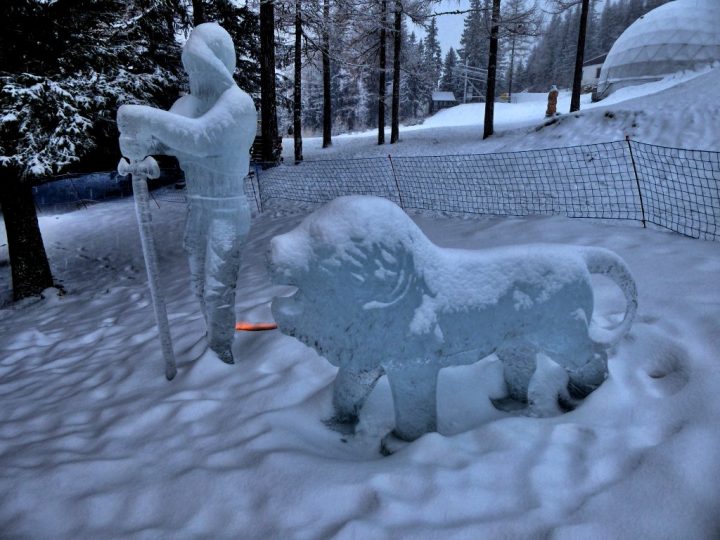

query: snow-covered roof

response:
[597,0,720,98]
[432,91,457,102]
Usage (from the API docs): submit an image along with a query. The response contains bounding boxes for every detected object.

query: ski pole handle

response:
[118,155,160,180]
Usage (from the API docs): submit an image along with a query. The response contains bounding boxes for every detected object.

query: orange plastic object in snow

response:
[235,321,278,332]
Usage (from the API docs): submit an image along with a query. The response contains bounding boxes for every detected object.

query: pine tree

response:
[584,0,602,60]
[0,0,185,299]
[423,17,443,95]
[627,0,645,25]
[597,0,614,54]
[500,0,539,97]
[415,38,431,112]
[556,10,576,86]
[401,31,426,119]
[440,48,462,99]
[459,0,491,73]
[458,0,493,99]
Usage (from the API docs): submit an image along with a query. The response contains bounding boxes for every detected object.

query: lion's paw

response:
[380,431,412,456]
[490,396,528,413]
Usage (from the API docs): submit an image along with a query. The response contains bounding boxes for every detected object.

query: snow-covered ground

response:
[1,193,719,539]
[286,66,720,160]
[1,65,719,539]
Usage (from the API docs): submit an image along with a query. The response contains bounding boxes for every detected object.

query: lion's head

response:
[269,196,439,368]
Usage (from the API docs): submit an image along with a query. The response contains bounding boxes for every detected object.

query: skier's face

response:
[181,26,236,97]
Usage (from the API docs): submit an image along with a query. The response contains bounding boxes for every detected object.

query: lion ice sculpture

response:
[269,196,637,442]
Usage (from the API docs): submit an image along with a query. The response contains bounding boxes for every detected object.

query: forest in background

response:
[293,0,674,135]
[0,0,679,300]
[1,0,676,174]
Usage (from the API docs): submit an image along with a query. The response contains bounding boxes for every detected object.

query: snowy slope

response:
[520,67,720,152]
[286,67,720,160]
[1,194,720,539]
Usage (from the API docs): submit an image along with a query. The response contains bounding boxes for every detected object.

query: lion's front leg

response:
[386,363,440,442]
[330,366,384,427]
[496,342,538,403]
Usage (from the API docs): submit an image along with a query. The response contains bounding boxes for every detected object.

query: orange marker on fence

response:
[235,321,278,332]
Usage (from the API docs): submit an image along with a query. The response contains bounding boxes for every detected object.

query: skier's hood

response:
[182,23,236,91]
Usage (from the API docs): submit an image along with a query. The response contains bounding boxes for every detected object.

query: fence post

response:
[68,176,88,210]
[626,136,646,229]
[387,154,405,209]
[252,163,263,213]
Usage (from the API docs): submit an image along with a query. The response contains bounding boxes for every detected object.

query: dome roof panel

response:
[597,0,720,97]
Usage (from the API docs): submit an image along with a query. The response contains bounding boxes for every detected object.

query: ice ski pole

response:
[118,156,177,380]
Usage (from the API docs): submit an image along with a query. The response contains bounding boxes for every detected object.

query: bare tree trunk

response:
[322,0,332,148]
[508,35,516,101]
[483,0,501,140]
[570,0,590,113]
[260,0,279,163]
[293,0,303,162]
[191,0,205,26]
[0,176,54,301]
[378,0,387,145]
[390,0,402,144]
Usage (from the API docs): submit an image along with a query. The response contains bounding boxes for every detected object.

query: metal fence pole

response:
[68,176,88,210]
[253,163,263,213]
[387,154,405,209]
[625,136,647,228]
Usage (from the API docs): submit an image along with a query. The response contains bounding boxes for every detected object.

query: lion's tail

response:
[581,247,638,347]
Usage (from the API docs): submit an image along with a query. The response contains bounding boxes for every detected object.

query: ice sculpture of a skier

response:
[117,23,257,364]
[269,196,638,443]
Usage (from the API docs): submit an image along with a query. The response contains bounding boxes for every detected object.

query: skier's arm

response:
[118,89,255,159]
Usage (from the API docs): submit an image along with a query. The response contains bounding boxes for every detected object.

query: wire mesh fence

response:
[254,157,400,209]
[630,142,719,241]
[255,139,719,241]
[32,169,258,214]
[32,169,182,213]
[33,139,719,242]
[391,142,642,220]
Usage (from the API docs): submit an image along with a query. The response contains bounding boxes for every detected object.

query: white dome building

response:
[596,0,720,98]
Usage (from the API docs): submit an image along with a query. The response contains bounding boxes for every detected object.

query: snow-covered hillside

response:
[285,67,720,160]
